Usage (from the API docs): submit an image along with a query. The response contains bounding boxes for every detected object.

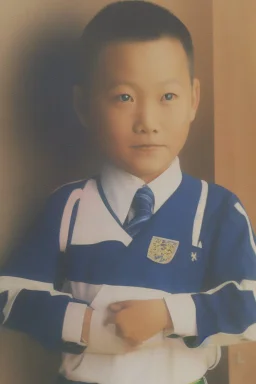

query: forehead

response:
[93,37,191,89]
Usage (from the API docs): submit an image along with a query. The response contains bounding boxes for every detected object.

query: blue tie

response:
[125,185,155,237]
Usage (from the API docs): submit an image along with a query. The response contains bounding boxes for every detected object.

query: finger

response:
[108,303,123,312]
[115,325,124,339]
[114,324,141,347]
[109,300,133,312]
[104,312,116,326]
[115,325,131,343]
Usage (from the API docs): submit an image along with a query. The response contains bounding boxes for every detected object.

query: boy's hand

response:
[105,299,173,346]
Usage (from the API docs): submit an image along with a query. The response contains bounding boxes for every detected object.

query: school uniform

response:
[1,157,256,384]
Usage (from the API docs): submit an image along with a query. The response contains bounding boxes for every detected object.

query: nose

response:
[132,101,159,134]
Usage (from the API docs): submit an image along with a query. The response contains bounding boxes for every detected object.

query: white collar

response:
[100,157,182,224]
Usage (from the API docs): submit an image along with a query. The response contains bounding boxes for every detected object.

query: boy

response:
[1,1,256,384]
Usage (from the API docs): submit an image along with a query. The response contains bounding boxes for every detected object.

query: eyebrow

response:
[106,78,182,90]
[158,78,183,86]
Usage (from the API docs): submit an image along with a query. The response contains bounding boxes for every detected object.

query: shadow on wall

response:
[13,23,99,189]
[1,22,100,263]
[1,22,101,256]
[0,22,96,384]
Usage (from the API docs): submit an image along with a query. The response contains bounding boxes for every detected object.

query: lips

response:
[131,144,164,148]
[130,144,165,153]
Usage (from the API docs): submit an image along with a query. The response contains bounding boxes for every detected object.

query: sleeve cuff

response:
[164,294,197,337]
[62,301,88,346]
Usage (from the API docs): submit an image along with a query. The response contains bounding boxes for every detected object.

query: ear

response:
[73,85,89,128]
[190,78,200,122]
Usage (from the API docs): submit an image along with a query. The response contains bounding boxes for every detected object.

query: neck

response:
[139,173,165,184]
[103,159,177,184]
[130,165,173,184]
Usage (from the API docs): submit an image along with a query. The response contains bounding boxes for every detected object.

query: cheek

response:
[163,98,192,133]
[173,98,192,125]
[94,106,132,148]
[162,101,191,147]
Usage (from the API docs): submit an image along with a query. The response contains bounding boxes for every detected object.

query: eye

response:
[161,93,175,101]
[118,94,133,102]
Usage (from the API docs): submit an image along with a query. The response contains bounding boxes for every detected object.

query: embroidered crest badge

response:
[147,236,179,264]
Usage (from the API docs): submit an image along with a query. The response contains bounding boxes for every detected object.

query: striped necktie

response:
[125,185,155,237]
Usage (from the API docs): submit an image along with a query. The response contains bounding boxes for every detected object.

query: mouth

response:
[131,144,166,152]
[131,144,165,149]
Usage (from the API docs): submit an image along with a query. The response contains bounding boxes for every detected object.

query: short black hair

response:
[77,1,194,89]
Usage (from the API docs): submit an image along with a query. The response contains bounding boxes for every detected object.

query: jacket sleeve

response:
[0,185,88,354]
[165,192,256,348]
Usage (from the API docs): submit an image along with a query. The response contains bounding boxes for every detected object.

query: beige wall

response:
[213,1,256,383]
[158,0,214,181]
[0,1,214,383]
[213,0,256,227]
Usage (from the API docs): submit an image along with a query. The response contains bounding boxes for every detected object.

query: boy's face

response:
[75,37,200,182]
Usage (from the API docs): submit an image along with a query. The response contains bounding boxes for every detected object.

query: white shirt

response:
[100,157,182,224]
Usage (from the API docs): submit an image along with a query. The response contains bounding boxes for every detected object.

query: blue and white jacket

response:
[1,170,256,384]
